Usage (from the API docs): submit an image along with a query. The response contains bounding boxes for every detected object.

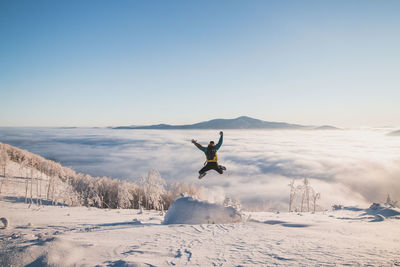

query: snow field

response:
[1,198,400,266]
[1,142,400,266]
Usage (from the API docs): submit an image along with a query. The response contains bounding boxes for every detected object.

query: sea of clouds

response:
[1,127,399,211]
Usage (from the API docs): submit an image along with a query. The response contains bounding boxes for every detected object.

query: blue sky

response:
[1,0,399,127]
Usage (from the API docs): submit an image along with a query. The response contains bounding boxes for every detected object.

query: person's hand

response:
[220,131,223,136]
[191,139,197,144]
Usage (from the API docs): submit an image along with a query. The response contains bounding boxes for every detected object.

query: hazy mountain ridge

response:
[314,125,341,130]
[113,116,337,130]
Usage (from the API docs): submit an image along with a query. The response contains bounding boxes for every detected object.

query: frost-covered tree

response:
[300,178,311,212]
[140,170,166,210]
[288,179,296,212]
[0,144,6,193]
[117,181,134,209]
[0,144,8,177]
[385,194,398,208]
[289,178,321,212]
[1,141,206,211]
[311,191,321,212]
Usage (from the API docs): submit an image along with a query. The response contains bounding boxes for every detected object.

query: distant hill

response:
[313,125,341,130]
[113,116,336,130]
[388,130,400,136]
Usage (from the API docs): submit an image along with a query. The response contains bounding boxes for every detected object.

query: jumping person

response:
[192,131,226,179]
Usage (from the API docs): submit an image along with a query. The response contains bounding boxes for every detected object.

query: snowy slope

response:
[1,143,400,266]
[0,161,70,204]
[1,197,400,266]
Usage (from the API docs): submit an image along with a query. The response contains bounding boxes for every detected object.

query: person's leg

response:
[210,162,223,174]
[199,163,214,178]
[199,163,213,174]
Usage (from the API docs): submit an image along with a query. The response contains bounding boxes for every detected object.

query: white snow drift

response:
[163,196,242,224]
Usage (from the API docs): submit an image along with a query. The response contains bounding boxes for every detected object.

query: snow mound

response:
[163,196,242,225]
[0,217,8,229]
[365,204,400,219]
[334,204,400,222]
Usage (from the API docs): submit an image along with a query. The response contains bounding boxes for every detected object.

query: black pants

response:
[199,162,223,174]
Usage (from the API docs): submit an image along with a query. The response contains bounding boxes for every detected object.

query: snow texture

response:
[1,159,399,266]
[1,135,400,265]
[163,196,242,224]
[1,199,400,266]
[0,217,8,229]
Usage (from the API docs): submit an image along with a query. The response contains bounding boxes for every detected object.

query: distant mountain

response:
[313,125,341,130]
[388,130,400,136]
[113,116,335,130]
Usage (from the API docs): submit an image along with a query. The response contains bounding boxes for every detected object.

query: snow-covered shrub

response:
[385,194,398,208]
[288,179,296,212]
[223,197,242,211]
[369,203,380,210]
[117,181,135,209]
[332,204,344,210]
[59,181,81,206]
[140,170,166,211]
[289,178,321,212]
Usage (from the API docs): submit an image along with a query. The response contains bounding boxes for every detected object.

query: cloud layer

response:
[1,127,400,210]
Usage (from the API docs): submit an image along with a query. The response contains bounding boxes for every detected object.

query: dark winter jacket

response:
[194,135,223,162]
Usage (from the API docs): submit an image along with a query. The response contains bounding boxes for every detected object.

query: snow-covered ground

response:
[1,143,400,266]
[1,195,400,266]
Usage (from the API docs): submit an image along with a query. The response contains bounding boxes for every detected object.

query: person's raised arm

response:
[192,139,206,152]
[214,131,223,150]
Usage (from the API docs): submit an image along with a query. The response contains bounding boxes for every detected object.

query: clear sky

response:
[1,0,399,127]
